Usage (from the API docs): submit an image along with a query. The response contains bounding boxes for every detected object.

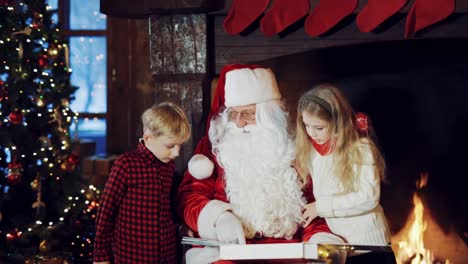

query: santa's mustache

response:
[225,122,258,134]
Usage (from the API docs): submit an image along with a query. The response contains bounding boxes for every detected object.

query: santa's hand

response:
[302,202,318,228]
[215,211,246,244]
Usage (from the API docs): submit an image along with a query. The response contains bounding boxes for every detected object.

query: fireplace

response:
[143,3,468,262]
[256,38,468,263]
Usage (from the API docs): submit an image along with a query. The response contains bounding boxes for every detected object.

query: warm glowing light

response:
[395,194,433,264]
[392,173,452,264]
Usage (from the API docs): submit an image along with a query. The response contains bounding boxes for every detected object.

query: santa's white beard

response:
[211,121,305,240]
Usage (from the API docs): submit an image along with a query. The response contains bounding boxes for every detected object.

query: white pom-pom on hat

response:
[188,154,214,180]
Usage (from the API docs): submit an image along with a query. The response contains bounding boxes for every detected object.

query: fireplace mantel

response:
[100,0,468,73]
[101,0,468,17]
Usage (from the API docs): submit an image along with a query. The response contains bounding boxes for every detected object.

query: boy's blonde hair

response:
[295,84,385,191]
[141,102,191,141]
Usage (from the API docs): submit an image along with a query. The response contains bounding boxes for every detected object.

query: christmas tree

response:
[0,0,98,262]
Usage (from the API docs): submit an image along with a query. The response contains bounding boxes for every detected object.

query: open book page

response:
[181,236,231,247]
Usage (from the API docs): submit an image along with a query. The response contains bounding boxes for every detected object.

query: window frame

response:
[57,0,108,152]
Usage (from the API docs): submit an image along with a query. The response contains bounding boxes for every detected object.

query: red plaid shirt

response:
[93,143,177,263]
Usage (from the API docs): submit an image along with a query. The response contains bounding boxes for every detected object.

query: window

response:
[50,0,107,154]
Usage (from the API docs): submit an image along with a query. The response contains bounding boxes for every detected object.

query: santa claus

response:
[177,64,340,263]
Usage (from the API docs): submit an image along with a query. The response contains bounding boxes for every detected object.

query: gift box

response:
[82,155,119,187]
[71,139,96,158]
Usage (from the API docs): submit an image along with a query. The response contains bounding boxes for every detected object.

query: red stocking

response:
[223,0,270,35]
[305,0,358,37]
[356,0,408,33]
[405,0,455,38]
[260,0,310,36]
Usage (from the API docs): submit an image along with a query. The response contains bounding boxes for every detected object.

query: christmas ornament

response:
[31,179,39,190]
[39,239,51,253]
[305,0,358,37]
[85,190,96,200]
[32,173,46,210]
[223,0,270,35]
[405,0,455,38]
[9,110,23,125]
[60,153,78,172]
[355,112,369,134]
[36,97,45,107]
[6,229,21,240]
[32,22,42,30]
[38,54,49,67]
[67,153,80,166]
[260,0,309,36]
[356,0,408,33]
[7,162,23,185]
[32,12,44,29]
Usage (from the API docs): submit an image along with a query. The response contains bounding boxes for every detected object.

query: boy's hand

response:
[215,211,246,244]
[302,202,318,228]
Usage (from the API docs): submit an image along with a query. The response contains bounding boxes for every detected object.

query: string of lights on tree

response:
[1,0,100,262]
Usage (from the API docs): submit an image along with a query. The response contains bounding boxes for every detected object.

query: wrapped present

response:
[71,139,96,158]
[82,155,119,187]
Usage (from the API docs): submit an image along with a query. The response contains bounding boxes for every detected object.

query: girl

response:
[296,83,392,247]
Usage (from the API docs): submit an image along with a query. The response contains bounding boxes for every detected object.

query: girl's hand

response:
[301,202,318,228]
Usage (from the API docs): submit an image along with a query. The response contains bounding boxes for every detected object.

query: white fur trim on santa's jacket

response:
[224,68,281,107]
[185,247,220,264]
[197,200,232,240]
[188,154,214,180]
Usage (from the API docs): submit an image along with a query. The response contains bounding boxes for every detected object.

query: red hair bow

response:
[355,112,369,133]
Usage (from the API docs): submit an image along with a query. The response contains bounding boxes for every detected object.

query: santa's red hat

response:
[188,64,281,179]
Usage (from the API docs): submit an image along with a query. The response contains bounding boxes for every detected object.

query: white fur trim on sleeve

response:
[308,232,345,244]
[185,247,220,264]
[316,197,335,218]
[197,200,233,240]
[188,154,215,180]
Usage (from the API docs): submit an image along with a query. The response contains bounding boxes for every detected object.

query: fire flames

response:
[391,173,452,264]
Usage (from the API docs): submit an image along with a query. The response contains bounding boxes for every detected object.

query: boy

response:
[93,102,191,264]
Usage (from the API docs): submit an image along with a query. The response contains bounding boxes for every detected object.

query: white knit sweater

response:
[311,140,391,245]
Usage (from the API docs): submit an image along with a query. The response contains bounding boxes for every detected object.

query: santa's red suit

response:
[177,64,333,264]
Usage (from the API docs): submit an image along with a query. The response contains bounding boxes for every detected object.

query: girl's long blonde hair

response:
[295,84,385,191]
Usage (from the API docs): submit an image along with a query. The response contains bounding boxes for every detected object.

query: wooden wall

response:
[107,18,154,154]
